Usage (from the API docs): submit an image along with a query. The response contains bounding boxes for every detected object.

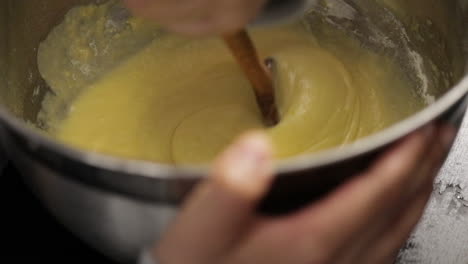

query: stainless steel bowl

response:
[0,0,467,262]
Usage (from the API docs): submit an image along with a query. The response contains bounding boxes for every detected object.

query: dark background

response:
[2,164,115,263]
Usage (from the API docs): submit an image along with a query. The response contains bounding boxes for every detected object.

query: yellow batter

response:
[38,1,425,165]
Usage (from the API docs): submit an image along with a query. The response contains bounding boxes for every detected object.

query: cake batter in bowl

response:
[37,1,426,165]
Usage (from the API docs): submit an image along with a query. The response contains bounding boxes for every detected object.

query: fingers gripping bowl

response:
[0,0,467,262]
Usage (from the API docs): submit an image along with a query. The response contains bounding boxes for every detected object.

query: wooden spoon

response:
[223,30,280,127]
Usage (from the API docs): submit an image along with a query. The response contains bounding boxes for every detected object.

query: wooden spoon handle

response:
[223,30,279,126]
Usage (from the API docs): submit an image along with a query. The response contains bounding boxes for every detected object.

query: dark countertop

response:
[398,110,468,264]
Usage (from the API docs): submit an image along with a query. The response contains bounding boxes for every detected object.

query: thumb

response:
[156,131,274,263]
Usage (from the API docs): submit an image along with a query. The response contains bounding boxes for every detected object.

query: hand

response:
[151,124,456,264]
[124,0,268,36]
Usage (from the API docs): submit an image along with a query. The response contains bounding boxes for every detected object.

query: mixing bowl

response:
[0,0,467,262]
